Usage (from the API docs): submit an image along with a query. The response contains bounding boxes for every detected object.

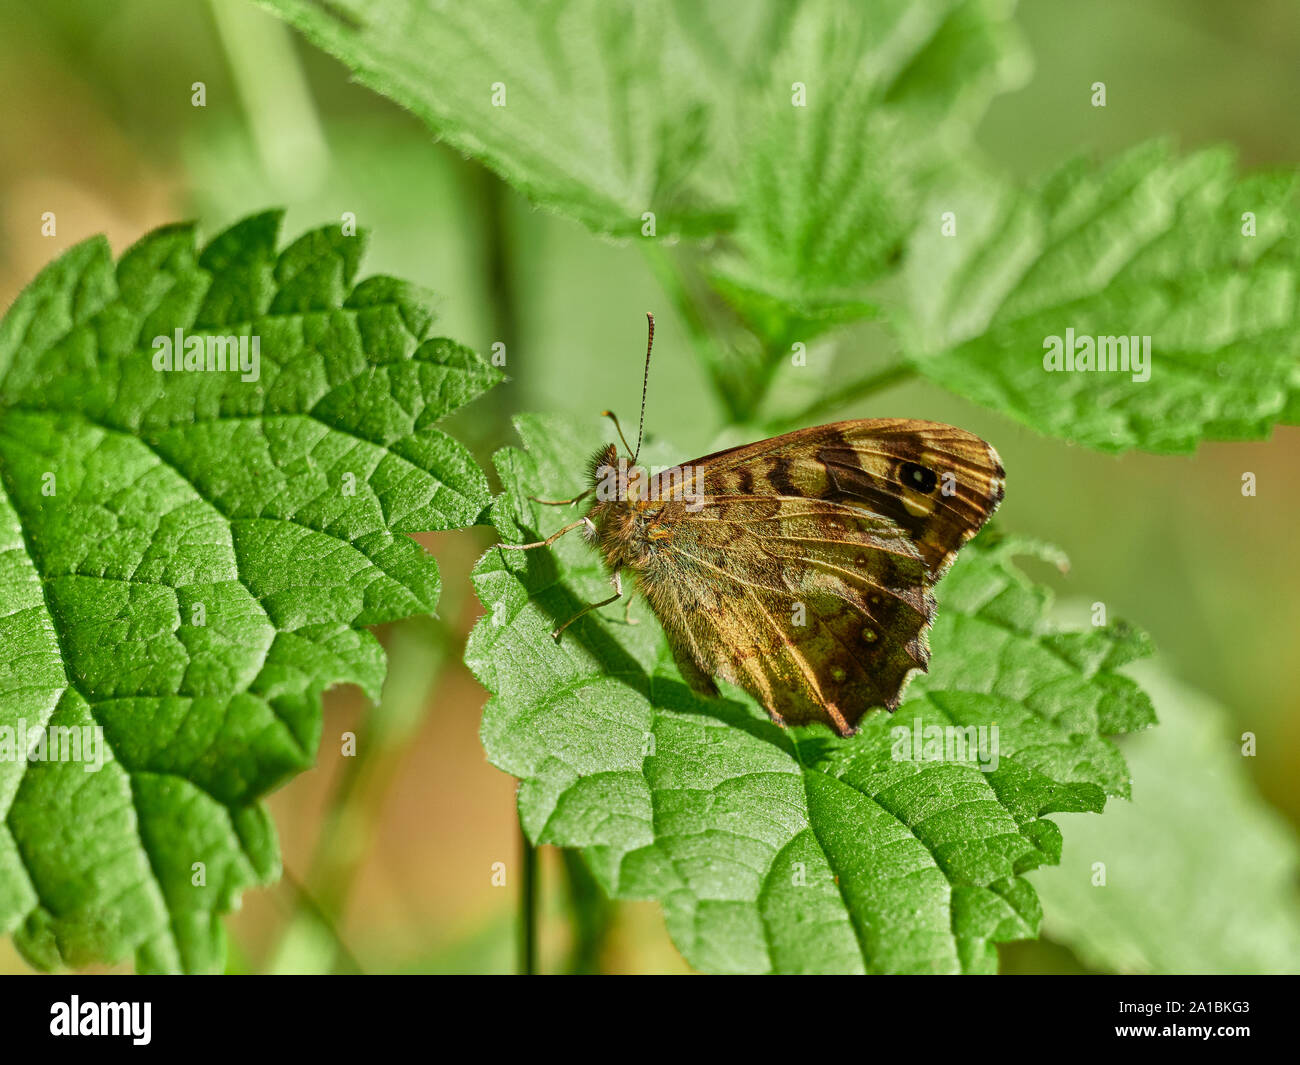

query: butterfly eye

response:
[899,462,938,494]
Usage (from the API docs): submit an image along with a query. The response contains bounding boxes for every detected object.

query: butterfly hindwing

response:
[633,494,935,733]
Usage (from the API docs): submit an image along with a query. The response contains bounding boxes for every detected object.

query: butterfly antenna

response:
[633,311,654,464]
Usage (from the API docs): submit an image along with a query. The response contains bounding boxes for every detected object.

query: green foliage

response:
[687,0,1030,419]
[7,0,1292,977]
[707,0,1029,346]
[258,0,1026,378]
[902,142,1300,452]
[1032,663,1300,974]
[257,0,733,239]
[258,0,1024,251]
[467,414,1156,973]
[260,0,1300,456]
[0,212,499,972]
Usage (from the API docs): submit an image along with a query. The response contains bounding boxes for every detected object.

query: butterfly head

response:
[588,444,650,503]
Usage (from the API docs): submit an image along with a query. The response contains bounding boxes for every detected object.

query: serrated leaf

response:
[256,0,1025,284]
[467,413,1155,974]
[902,141,1300,453]
[1031,662,1300,974]
[256,0,735,239]
[712,0,1030,346]
[0,212,501,972]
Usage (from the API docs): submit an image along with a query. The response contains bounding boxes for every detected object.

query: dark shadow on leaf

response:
[496,531,652,702]
[497,516,868,758]
[648,672,799,759]
[787,736,843,770]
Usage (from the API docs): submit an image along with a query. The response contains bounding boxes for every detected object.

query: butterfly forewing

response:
[657,419,1005,577]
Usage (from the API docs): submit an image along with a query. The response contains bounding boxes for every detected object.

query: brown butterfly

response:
[502,314,1004,737]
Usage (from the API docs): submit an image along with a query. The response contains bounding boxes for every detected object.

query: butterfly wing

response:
[636,420,1003,734]
[655,419,1004,577]
[634,494,935,734]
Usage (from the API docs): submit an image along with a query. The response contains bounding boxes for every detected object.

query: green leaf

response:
[256,0,1025,281]
[467,413,1156,974]
[255,0,1030,426]
[1031,662,1300,974]
[0,212,500,972]
[255,0,736,239]
[712,0,1030,346]
[902,141,1300,453]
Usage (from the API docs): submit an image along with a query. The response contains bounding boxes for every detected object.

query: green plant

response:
[2,0,1298,974]
[0,214,499,971]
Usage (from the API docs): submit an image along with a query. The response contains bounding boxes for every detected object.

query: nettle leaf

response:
[712,0,1030,346]
[902,141,1300,453]
[257,0,734,239]
[1031,663,1300,974]
[0,212,500,972]
[467,414,1155,974]
[258,0,1025,282]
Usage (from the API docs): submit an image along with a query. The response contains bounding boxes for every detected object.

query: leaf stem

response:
[208,0,329,195]
[277,867,367,975]
[476,167,521,428]
[519,826,538,975]
[641,242,744,422]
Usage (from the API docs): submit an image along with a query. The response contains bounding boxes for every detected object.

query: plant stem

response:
[208,0,329,196]
[772,361,919,431]
[519,827,538,974]
[561,848,614,974]
[476,167,520,428]
[475,165,545,976]
[264,616,450,974]
[278,868,367,975]
[641,242,744,422]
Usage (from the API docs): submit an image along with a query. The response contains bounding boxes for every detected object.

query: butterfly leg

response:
[622,592,639,626]
[552,572,624,640]
[529,488,593,507]
[498,516,595,551]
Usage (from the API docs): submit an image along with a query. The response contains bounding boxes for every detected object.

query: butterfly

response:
[502,314,1004,737]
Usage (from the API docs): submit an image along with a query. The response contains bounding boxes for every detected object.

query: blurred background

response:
[0,0,1297,973]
